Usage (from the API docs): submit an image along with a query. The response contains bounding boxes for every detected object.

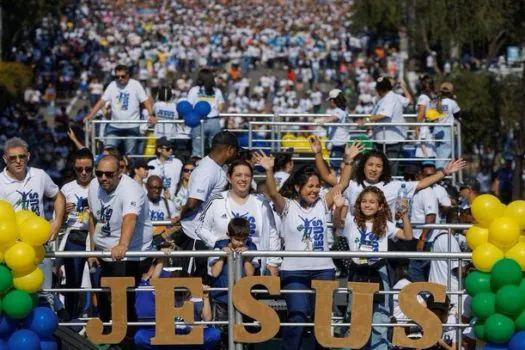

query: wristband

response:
[441,168,450,176]
[344,158,354,166]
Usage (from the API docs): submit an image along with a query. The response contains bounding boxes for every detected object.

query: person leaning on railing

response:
[256,140,363,350]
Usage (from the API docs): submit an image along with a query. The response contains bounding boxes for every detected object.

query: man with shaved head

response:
[87,154,152,339]
[146,175,178,247]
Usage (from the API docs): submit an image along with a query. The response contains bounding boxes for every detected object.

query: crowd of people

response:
[2,124,494,350]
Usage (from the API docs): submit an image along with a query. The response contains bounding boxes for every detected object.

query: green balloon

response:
[495,285,525,317]
[471,292,496,320]
[0,297,3,315]
[0,265,12,294]
[515,309,525,330]
[491,258,522,291]
[465,271,492,296]
[473,320,486,341]
[2,289,33,319]
[30,293,39,308]
[519,279,525,294]
[485,313,515,344]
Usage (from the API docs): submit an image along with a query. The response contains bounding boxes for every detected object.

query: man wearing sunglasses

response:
[58,148,94,320]
[87,154,152,333]
[0,137,66,312]
[147,136,183,201]
[84,64,155,155]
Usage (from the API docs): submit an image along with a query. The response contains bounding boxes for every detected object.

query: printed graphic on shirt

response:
[231,211,256,237]
[297,215,324,251]
[15,189,40,215]
[149,209,166,221]
[355,227,380,264]
[157,109,176,119]
[97,203,113,237]
[117,91,130,111]
[74,194,90,223]
[162,177,171,190]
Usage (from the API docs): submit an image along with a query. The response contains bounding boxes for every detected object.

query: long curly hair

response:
[353,186,391,239]
[280,165,319,200]
[354,150,392,186]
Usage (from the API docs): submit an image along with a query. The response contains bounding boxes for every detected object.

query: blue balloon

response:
[7,329,40,350]
[39,338,58,350]
[509,331,525,350]
[237,132,249,147]
[183,111,201,128]
[0,315,17,338]
[484,343,509,350]
[194,101,211,117]
[23,307,58,338]
[0,338,7,350]
[176,101,193,117]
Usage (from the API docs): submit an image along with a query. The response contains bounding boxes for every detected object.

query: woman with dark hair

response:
[187,68,225,156]
[173,160,196,215]
[310,135,466,219]
[273,152,294,190]
[317,88,349,170]
[196,159,280,276]
[415,75,437,158]
[257,141,363,350]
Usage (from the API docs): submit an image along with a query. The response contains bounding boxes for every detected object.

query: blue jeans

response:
[39,257,64,312]
[408,259,430,283]
[134,327,221,349]
[434,126,452,168]
[280,269,336,350]
[104,124,140,155]
[191,118,221,157]
[63,237,87,319]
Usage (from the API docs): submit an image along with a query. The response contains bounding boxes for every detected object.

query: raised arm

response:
[308,135,338,186]
[415,159,466,191]
[256,151,286,214]
[338,140,364,191]
[395,211,413,241]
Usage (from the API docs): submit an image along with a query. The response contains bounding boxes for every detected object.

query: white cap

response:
[326,88,343,101]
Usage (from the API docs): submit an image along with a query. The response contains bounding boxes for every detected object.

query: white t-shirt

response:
[147,157,183,200]
[153,101,178,138]
[102,79,148,129]
[430,98,460,124]
[344,180,418,220]
[371,91,406,144]
[416,94,431,109]
[61,180,90,230]
[0,167,59,217]
[410,187,438,239]
[187,86,224,119]
[428,230,460,306]
[278,197,335,271]
[274,171,290,190]
[327,107,349,146]
[181,156,227,240]
[344,214,396,265]
[432,184,451,222]
[88,175,152,260]
[148,197,176,221]
[415,125,436,158]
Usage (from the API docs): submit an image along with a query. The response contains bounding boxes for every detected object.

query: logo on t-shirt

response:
[231,211,256,237]
[15,189,40,215]
[162,177,172,189]
[98,203,113,236]
[297,215,324,251]
[117,91,130,111]
[355,228,381,263]
[150,209,165,221]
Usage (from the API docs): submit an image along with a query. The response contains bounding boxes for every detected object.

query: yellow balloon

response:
[506,242,525,271]
[520,235,525,243]
[0,220,18,247]
[471,194,504,227]
[505,200,525,230]
[4,242,36,272]
[466,225,489,250]
[488,216,520,250]
[15,209,37,227]
[0,199,16,222]
[472,243,504,272]
[13,267,44,293]
[19,216,52,246]
[33,245,46,265]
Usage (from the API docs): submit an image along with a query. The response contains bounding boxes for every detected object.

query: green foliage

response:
[445,71,499,152]
[0,61,33,111]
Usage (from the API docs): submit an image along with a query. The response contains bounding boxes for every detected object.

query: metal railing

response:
[84,114,462,182]
[49,223,470,349]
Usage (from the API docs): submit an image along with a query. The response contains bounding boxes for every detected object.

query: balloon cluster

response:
[176,100,211,128]
[0,200,59,349]
[465,195,525,349]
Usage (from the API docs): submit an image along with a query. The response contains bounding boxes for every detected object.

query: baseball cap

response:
[156,136,171,148]
[439,82,454,93]
[326,89,343,101]
[212,131,242,150]
[421,159,436,167]
[459,178,481,193]
[133,159,154,170]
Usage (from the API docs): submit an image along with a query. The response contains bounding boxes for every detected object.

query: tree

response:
[0,61,32,109]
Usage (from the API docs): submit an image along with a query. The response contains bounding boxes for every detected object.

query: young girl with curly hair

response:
[334,186,413,350]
